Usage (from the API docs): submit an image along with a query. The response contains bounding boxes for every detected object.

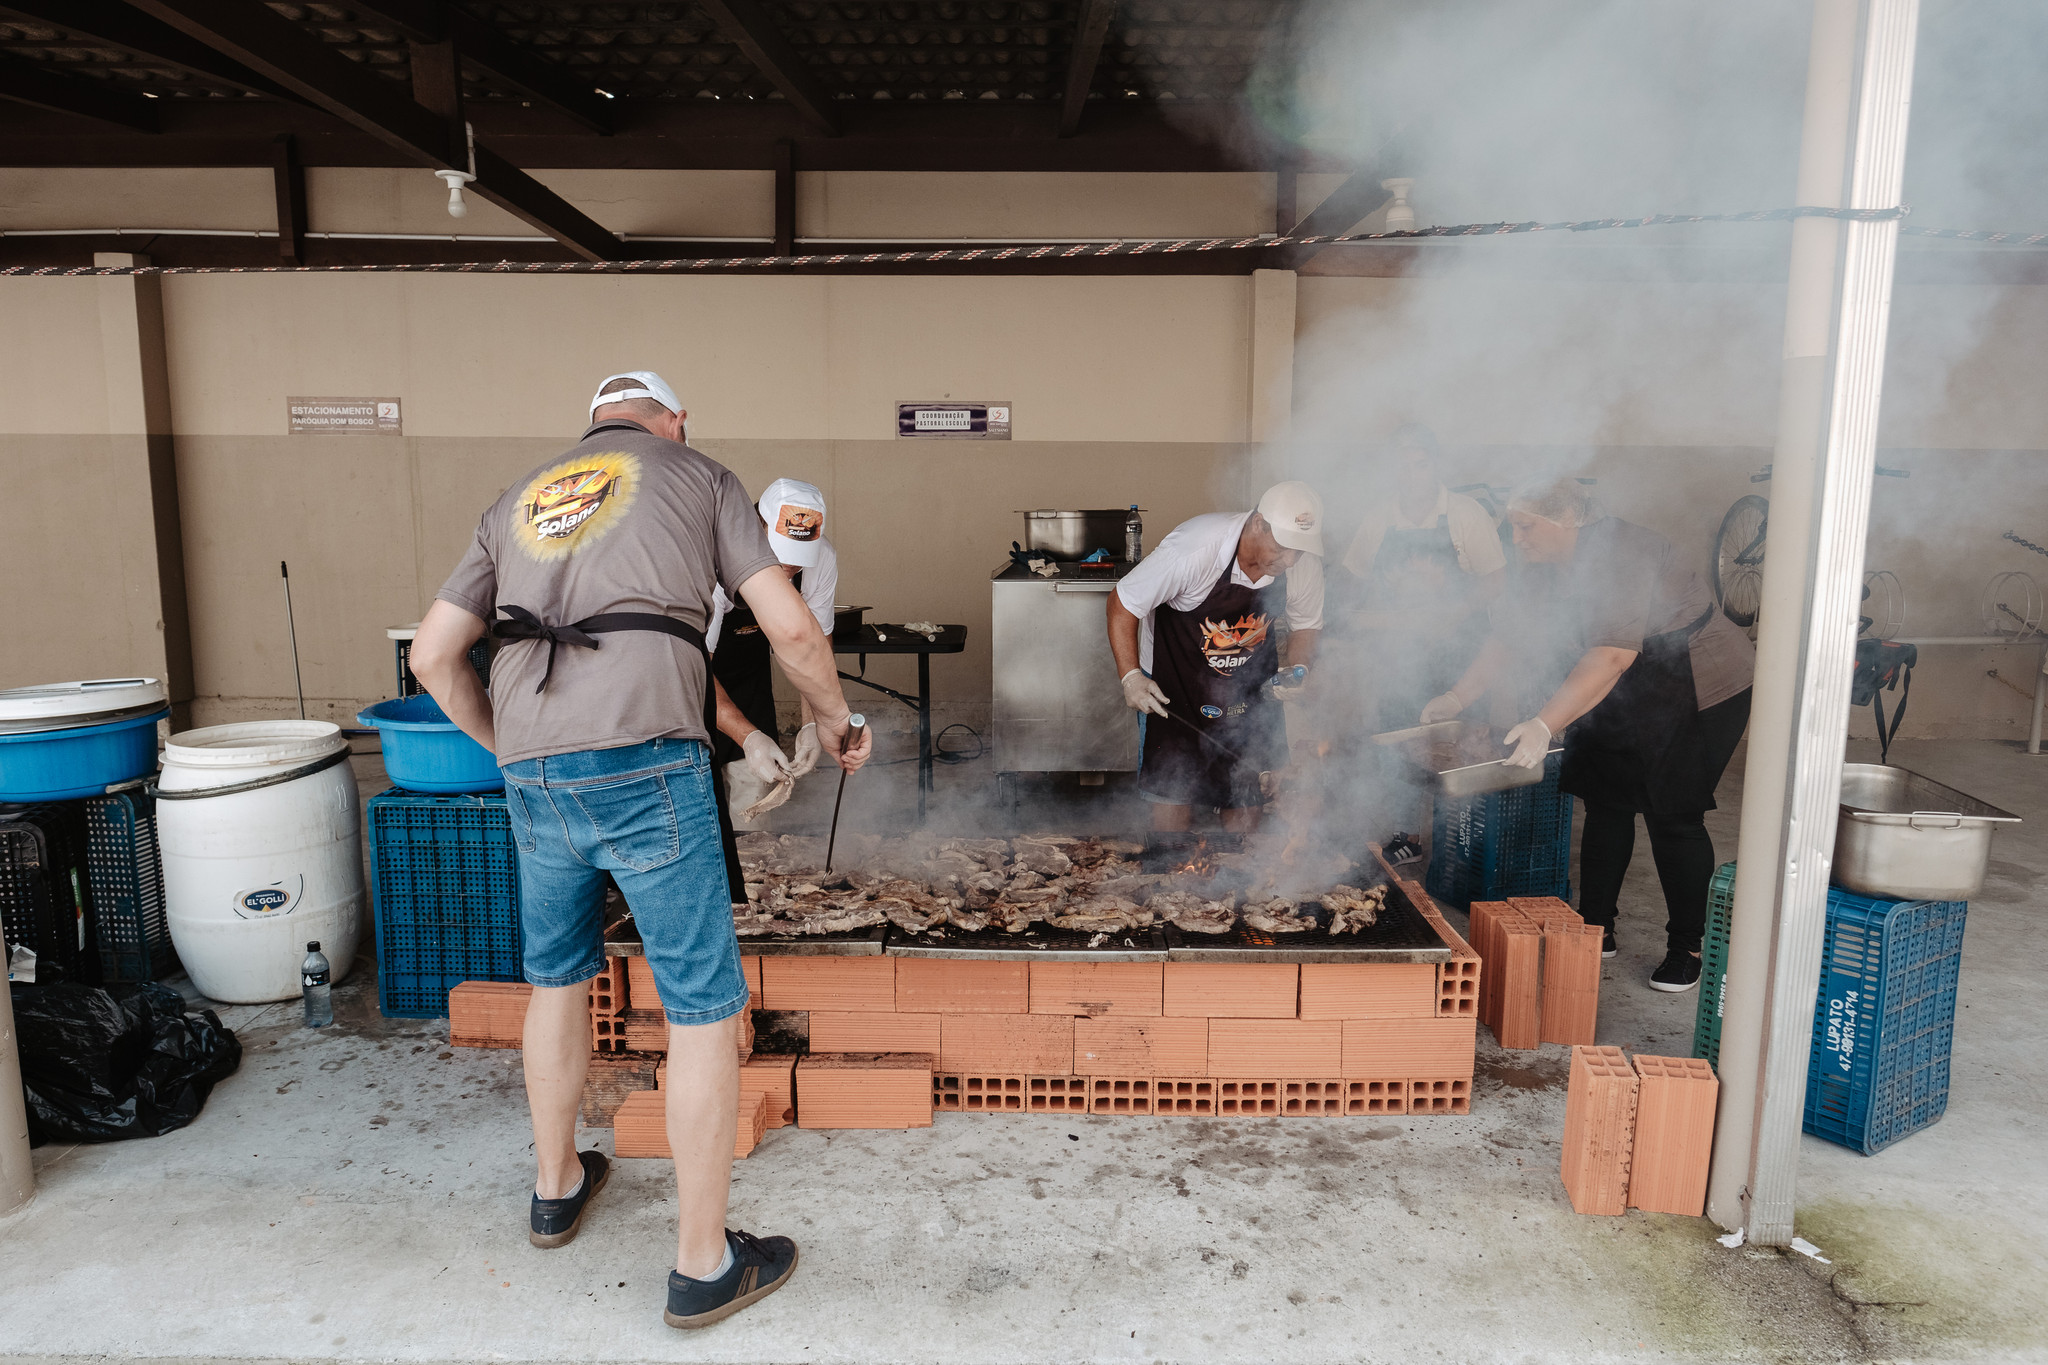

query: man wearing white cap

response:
[706,478,839,806]
[409,371,870,1328]
[1105,481,1325,834]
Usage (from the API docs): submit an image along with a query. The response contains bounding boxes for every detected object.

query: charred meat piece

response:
[1004,869,1049,892]
[960,870,1009,908]
[1009,837,1074,877]
[935,837,1011,871]
[990,886,1060,933]
[1045,894,1145,933]
[1320,883,1386,935]
[1241,897,1320,934]
[1147,890,1238,935]
[944,906,992,933]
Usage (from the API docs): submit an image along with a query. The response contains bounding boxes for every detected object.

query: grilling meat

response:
[1320,883,1386,935]
[1045,893,1146,933]
[1009,836,1074,877]
[1147,890,1238,935]
[1240,897,1320,934]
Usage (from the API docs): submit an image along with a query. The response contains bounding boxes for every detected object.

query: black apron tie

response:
[490,604,745,903]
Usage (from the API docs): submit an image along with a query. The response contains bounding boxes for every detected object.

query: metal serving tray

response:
[1162,880,1452,964]
[887,925,1168,962]
[1372,720,1562,798]
[1835,762,2021,901]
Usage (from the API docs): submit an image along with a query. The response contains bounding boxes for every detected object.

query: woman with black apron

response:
[1424,476,1755,992]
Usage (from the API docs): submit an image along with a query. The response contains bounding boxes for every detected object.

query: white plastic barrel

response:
[157,721,365,1004]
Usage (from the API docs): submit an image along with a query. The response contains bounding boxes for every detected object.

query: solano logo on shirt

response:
[514,451,640,559]
[1198,614,1271,676]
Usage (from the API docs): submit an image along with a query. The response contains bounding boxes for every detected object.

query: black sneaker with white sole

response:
[665,1229,800,1329]
[1649,949,1702,993]
[529,1149,609,1248]
[1600,927,1617,958]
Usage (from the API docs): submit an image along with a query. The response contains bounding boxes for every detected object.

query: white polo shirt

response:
[1341,485,1506,580]
[1115,511,1324,673]
[707,536,838,652]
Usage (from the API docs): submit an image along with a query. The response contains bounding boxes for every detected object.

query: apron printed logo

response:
[513,451,640,560]
[1198,614,1271,676]
[775,505,823,541]
[231,873,304,920]
[1200,704,1224,719]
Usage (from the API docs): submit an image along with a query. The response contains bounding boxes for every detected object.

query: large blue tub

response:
[357,695,502,794]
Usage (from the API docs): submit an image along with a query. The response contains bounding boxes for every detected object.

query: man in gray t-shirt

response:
[411,370,869,1327]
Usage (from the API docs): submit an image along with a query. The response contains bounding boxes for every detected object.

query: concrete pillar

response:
[1249,268,1297,444]
[0,975,33,1217]
[92,253,194,729]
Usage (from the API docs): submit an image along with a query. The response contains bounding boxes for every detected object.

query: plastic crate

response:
[0,802,100,984]
[1425,750,1575,911]
[393,635,492,700]
[83,789,175,983]
[367,789,523,1018]
[1692,862,1738,1068]
[1804,889,1966,1155]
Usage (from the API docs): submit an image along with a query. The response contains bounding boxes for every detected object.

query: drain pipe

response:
[0,976,33,1216]
[1706,0,1921,1245]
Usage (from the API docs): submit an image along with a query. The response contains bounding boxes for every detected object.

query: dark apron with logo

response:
[491,605,747,904]
[1141,562,1285,806]
[709,588,790,770]
[1371,515,1489,728]
[1560,605,1723,815]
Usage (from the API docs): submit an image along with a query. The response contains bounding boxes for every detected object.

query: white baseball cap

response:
[759,477,827,567]
[589,370,681,417]
[1257,480,1325,557]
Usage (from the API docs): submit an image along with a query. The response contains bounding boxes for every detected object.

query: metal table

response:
[833,623,968,821]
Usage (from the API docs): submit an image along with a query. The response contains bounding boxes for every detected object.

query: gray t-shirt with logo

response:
[436,419,779,764]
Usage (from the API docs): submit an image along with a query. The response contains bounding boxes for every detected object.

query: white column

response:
[1706,0,1920,1244]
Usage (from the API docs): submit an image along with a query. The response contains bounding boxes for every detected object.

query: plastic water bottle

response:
[301,941,333,1028]
[1125,505,1143,563]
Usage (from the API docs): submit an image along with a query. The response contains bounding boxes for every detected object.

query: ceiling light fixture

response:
[436,121,477,218]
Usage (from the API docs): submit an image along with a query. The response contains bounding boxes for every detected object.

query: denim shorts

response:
[500,737,749,1027]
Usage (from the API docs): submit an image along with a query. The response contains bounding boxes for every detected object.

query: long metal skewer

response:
[824,714,865,872]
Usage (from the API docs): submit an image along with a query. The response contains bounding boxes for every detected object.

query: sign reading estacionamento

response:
[897,402,1010,439]
[287,397,403,435]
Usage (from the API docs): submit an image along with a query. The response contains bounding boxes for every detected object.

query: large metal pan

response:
[1834,763,2020,901]
[1372,720,1562,798]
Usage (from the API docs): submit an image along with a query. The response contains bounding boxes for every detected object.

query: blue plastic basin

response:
[0,708,168,801]
[357,695,503,794]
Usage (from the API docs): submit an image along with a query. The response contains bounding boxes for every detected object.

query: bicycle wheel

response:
[1713,494,1770,628]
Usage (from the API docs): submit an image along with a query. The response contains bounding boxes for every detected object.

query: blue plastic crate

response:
[84,790,175,983]
[1425,750,1575,911]
[1805,888,1966,1155]
[367,789,523,1018]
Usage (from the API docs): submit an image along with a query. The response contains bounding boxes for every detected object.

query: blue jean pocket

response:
[569,773,681,872]
[503,781,539,854]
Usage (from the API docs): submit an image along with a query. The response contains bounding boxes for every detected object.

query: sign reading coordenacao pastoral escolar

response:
[897,402,1011,439]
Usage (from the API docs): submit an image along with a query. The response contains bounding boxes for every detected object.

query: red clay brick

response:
[1073,1017,1208,1076]
[1543,922,1604,994]
[1629,1055,1719,1217]
[761,956,895,1012]
[623,1009,668,1052]
[1342,1079,1408,1115]
[1341,1016,1478,1080]
[740,1054,797,1128]
[1539,987,1599,1048]
[579,1051,661,1127]
[1562,1045,1640,1215]
[1206,1019,1343,1078]
[895,958,1029,1014]
[1088,1077,1155,1114]
[1406,1077,1471,1114]
[1278,1080,1351,1115]
[1299,963,1438,1019]
[741,954,763,1009]
[590,959,626,1016]
[1495,920,1544,1050]
[1162,962,1298,1018]
[933,1074,1090,1113]
[591,1013,628,1053]
[1468,901,1513,1032]
[1509,896,1579,925]
[450,981,529,1048]
[1436,958,1480,1018]
[1030,961,1163,1017]
[1215,1080,1282,1115]
[1152,1078,1217,1116]
[796,1052,934,1130]
[939,1013,1074,1073]
[612,1088,769,1159]
[809,1010,942,1054]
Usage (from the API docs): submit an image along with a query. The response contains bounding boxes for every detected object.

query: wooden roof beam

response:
[122,0,624,261]
[341,0,612,134]
[1059,0,1117,137]
[0,51,157,132]
[694,0,839,137]
[0,0,298,102]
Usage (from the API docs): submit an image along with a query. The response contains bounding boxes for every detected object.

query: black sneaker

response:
[1649,949,1702,993]
[529,1149,609,1249]
[665,1229,800,1329]
[1600,927,1618,958]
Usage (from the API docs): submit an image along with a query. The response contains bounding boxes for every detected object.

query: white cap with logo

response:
[1257,480,1324,557]
[589,370,682,417]
[759,477,827,568]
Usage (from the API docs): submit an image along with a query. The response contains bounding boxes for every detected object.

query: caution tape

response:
[2,204,2042,276]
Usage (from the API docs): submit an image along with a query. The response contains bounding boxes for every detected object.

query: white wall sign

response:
[897,401,1010,439]
[288,397,403,435]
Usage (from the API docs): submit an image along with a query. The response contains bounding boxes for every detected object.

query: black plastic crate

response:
[0,802,100,984]
[84,789,175,983]
[367,788,522,1018]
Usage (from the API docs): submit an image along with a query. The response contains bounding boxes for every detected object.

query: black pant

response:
[1578,803,1714,952]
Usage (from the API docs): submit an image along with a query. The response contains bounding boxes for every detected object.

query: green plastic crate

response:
[1692,862,1737,1068]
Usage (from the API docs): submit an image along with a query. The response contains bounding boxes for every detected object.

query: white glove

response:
[1502,717,1552,768]
[1270,665,1309,701]
[788,722,821,777]
[741,730,796,785]
[1120,668,1170,717]
[1419,691,1466,725]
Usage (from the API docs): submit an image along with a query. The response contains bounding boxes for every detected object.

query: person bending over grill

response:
[410,370,871,1328]
[706,477,839,818]
[1422,475,1754,992]
[1107,481,1325,836]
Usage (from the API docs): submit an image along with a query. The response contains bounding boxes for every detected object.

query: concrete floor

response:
[3,728,2044,1364]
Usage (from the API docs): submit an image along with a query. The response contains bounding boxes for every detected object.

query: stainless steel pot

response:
[1833,763,2020,901]
[1018,509,1134,562]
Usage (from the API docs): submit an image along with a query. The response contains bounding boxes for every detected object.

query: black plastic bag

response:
[10,980,242,1145]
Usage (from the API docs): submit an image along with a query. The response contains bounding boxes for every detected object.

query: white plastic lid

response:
[386,624,421,640]
[164,720,346,770]
[0,678,166,724]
